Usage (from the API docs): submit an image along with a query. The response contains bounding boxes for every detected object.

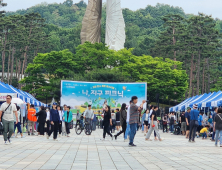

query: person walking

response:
[63,106,73,137]
[57,106,63,137]
[115,109,120,132]
[47,103,60,141]
[129,96,145,147]
[145,106,162,141]
[211,107,218,142]
[110,110,116,133]
[27,104,37,135]
[149,105,157,140]
[162,114,168,133]
[33,106,46,136]
[124,100,132,141]
[62,105,67,136]
[101,105,113,141]
[180,111,186,135]
[46,108,50,135]
[13,106,24,138]
[114,103,127,140]
[83,105,94,132]
[142,109,149,135]
[189,104,199,142]
[76,110,81,127]
[0,95,18,144]
[214,108,222,147]
[185,107,191,138]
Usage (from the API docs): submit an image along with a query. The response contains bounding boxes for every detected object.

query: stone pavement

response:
[0,129,222,170]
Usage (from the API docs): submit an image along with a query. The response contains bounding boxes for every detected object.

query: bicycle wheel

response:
[84,123,92,135]
[75,123,82,135]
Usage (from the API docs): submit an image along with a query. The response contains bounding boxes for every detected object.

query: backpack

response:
[170,116,175,124]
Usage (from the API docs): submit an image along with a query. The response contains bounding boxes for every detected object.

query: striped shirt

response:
[129,103,139,124]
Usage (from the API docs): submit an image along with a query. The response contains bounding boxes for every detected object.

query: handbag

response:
[1,103,11,122]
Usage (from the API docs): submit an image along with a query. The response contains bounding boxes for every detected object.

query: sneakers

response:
[129,143,136,147]
[114,135,117,140]
[47,135,49,139]
[124,139,128,142]
[59,134,61,137]
[8,139,12,144]
[4,141,8,145]
[100,138,105,141]
[111,136,114,140]
[215,144,218,147]
[54,138,58,141]
[191,140,195,143]
[188,140,191,142]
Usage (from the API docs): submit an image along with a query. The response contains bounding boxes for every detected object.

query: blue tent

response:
[205,91,222,107]
[0,83,16,94]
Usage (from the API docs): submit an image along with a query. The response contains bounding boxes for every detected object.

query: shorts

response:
[144,121,148,126]
[116,121,120,126]
[181,122,186,131]
[186,125,190,131]
[197,125,203,133]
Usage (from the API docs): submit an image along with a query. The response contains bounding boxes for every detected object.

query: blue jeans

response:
[36,122,39,132]
[212,131,215,140]
[189,120,197,141]
[129,123,137,145]
[201,132,207,139]
[170,124,174,132]
[215,130,222,145]
[125,122,131,139]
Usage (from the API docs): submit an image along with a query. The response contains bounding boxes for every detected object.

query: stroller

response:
[173,123,181,135]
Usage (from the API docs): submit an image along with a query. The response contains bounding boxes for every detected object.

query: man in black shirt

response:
[180,111,186,135]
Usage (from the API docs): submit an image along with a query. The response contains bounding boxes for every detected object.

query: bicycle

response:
[75,120,92,135]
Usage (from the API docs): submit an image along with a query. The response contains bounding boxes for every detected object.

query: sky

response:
[3,0,222,19]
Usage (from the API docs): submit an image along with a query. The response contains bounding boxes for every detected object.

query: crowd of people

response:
[0,95,74,144]
[1,94,222,147]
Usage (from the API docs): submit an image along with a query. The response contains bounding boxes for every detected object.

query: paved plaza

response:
[0,129,222,170]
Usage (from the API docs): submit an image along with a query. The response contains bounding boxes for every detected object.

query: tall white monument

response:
[105,0,126,51]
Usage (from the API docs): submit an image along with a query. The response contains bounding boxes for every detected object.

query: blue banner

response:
[61,81,147,114]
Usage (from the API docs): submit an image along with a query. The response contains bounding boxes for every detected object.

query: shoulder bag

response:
[0,103,11,122]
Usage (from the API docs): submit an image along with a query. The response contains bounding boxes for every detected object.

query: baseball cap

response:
[187,107,191,110]
[53,102,57,105]
[193,104,198,108]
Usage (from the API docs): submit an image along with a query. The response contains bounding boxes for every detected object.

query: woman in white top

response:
[142,109,150,135]
[57,106,63,137]
[13,106,24,138]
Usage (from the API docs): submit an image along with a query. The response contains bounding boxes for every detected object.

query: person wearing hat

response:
[189,104,199,142]
[185,107,191,138]
[47,103,61,141]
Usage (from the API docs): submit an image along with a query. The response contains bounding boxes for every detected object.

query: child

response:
[200,125,209,140]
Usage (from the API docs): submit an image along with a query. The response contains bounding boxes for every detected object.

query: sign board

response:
[61,81,147,114]
[0,93,17,101]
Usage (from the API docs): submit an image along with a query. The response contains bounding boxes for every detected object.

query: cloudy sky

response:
[3,0,222,19]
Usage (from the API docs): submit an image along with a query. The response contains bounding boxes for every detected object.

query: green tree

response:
[117,55,188,100]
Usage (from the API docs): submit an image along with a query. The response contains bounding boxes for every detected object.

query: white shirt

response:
[145,113,148,121]
[83,109,94,119]
[58,110,63,121]
[46,111,50,121]
[126,106,130,122]
[14,110,20,122]
[0,102,17,121]
[148,109,153,124]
